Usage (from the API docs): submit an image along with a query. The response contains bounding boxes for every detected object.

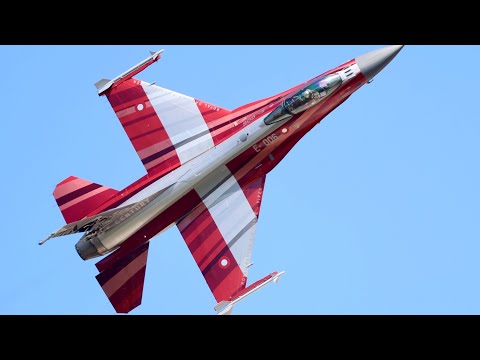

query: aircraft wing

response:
[96,51,231,175]
[177,171,279,313]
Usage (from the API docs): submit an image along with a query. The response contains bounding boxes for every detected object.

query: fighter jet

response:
[41,45,404,314]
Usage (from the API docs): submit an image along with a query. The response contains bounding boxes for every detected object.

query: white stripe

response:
[196,166,257,275]
[176,134,215,164]
[141,82,214,164]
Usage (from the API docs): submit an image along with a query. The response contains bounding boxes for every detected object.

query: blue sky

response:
[2,45,479,315]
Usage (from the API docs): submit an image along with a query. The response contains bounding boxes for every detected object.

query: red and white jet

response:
[41,45,404,314]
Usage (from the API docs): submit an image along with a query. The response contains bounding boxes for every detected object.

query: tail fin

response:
[53,176,118,224]
[96,51,230,175]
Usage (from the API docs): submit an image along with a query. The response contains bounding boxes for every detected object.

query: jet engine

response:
[75,231,111,260]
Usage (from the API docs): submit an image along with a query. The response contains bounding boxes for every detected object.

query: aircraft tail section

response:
[96,50,231,175]
[53,176,118,224]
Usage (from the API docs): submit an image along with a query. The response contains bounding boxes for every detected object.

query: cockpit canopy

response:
[264,73,343,125]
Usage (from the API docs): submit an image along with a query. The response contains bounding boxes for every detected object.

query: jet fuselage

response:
[43,45,404,314]
[76,59,368,261]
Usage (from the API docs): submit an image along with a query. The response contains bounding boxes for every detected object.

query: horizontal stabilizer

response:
[95,242,150,314]
[53,176,118,224]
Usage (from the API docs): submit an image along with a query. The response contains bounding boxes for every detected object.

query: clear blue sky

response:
[2,45,479,315]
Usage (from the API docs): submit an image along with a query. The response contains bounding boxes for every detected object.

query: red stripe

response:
[130,127,164,142]
[96,242,149,286]
[194,99,231,123]
[83,174,162,219]
[202,100,274,146]
[212,122,239,145]
[178,204,227,271]
[179,203,213,245]
[95,242,149,314]
[147,160,180,175]
[237,176,266,218]
[108,83,146,107]
[214,266,247,301]
[196,236,225,271]
[176,200,207,233]
[60,188,118,224]
[195,99,230,147]
[178,203,227,271]
[177,197,246,302]
[191,222,225,270]
[141,144,176,165]
[106,79,181,173]
[104,265,147,314]
[185,217,220,251]
[201,244,245,302]
[121,109,166,143]
[55,183,101,206]
[123,112,161,127]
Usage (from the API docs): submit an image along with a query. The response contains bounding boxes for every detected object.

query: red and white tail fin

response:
[53,176,118,224]
[96,50,230,175]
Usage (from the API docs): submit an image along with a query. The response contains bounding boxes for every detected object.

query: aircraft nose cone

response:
[356,45,404,80]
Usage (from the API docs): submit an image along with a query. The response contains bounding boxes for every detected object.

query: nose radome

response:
[356,45,404,80]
